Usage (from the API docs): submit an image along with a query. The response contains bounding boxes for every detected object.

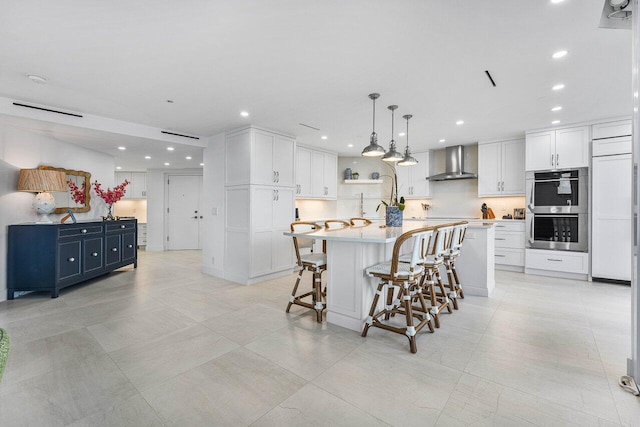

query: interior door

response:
[167,174,203,250]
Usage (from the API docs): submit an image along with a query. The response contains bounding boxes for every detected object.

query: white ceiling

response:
[0,0,632,170]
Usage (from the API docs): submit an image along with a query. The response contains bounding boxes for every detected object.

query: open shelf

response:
[343,179,384,184]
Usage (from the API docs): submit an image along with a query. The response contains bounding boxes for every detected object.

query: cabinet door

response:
[273,135,295,187]
[323,153,337,199]
[395,163,411,197]
[501,140,525,195]
[122,232,136,262]
[83,237,104,273]
[311,151,325,197]
[58,240,82,281]
[131,172,147,198]
[296,147,312,197]
[412,151,430,198]
[273,187,294,229]
[252,130,276,185]
[555,126,589,169]
[477,142,502,196]
[251,231,272,276]
[105,235,122,267]
[251,186,275,230]
[271,229,294,272]
[591,154,632,280]
[115,172,133,199]
[525,131,554,171]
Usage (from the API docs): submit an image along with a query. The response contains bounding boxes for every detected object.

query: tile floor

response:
[0,250,639,426]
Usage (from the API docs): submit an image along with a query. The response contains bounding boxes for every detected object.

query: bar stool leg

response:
[286,268,305,313]
[435,269,453,314]
[362,281,385,337]
[425,270,441,328]
[445,260,459,310]
[402,281,417,353]
[452,262,464,298]
[313,268,324,323]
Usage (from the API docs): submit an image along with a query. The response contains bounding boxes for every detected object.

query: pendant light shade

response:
[398,114,418,166]
[382,105,403,162]
[361,93,386,157]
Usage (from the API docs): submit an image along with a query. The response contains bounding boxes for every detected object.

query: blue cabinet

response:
[7,220,137,299]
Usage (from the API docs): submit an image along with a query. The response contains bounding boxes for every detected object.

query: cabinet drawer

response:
[493,222,525,232]
[106,221,136,233]
[59,225,103,238]
[525,249,588,274]
[495,248,524,266]
[592,120,631,139]
[592,136,631,156]
[495,232,524,249]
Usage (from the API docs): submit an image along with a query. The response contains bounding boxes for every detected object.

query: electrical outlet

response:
[212,207,218,215]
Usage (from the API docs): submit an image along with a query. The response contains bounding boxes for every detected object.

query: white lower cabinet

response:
[493,221,525,269]
[224,185,295,283]
[525,249,588,275]
[137,223,147,247]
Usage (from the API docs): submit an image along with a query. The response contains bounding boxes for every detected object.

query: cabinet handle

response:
[501,181,504,191]
[91,252,98,257]
[81,229,87,234]
[128,244,133,248]
[273,171,276,182]
[112,248,118,252]
[276,189,279,201]
[276,171,280,183]
[67,257,75,262]
[547,258,563,262]
[497,181,500,192]
[495,254,506,258]
[495,225,505,228]
[556,154,559,167]
[120,225,126,229]
[495,238,506,241]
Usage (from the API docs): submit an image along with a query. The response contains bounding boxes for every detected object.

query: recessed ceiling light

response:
[552,120,561,124]
[185,156,192,160]
[240,111,249,117]
[552,50,568,59]
[200,163,204,166]
[551,106,562,112]
[118,146,126,151]
[144,156,151,159]
[398,132,405,137]
[352,161,357,164]
[439,139,446,143]
[26,74,47,84]
[456,120,464,125]
[321,135,328,140]
[115,166,122,170]
[552,83,565,91]
[551,0,565,3]
[164,162,170,166]
[167,147,174,151]
[347,144,353,147]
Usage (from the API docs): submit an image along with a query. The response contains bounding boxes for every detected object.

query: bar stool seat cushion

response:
[300,253,327,267]
[365,261,424,278]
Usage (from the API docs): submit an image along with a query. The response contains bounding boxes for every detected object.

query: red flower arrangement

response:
[68,180,86,204]
[93,180,129,204]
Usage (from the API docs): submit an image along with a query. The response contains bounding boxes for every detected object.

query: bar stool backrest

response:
[350,217,372,226]
[390,227,435,278]
[426,225,455,260]
[290,221,321,266]
[451,222,468,252]
[325,219,351,229]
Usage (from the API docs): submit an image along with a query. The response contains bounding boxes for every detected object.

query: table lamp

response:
[17,169,67,223]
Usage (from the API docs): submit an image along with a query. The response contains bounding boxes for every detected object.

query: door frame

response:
[163,171,203,251]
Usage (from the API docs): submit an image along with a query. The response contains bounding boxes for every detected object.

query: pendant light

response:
[382,105,403,162]
[397,114,418,166]
[361,93,386,157]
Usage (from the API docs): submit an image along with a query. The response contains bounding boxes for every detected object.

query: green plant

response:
[376,163,405,212]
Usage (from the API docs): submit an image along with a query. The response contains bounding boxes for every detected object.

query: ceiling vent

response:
[12,102,83,118]
[599,0,632,29]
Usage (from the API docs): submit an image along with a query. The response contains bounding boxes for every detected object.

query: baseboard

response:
[496,264,525,272]
[201,266,225,279]
[524,268,588,281]
[223,268,294,286]
[145,245,164,252]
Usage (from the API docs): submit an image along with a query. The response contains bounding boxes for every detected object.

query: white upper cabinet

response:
[592,119,632,156]
[295,146,312,197]
[296,147,337,199]
[225,127,296,187]
[115,171,147,199]
[395,151,430,199]
[478,140,524,197]
[525,126,589,171]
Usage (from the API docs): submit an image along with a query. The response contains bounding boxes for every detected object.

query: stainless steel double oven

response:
[525,168,588,252]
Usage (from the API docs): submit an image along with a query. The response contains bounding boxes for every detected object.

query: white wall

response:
[0,125,115,302]
[201,132,226,277]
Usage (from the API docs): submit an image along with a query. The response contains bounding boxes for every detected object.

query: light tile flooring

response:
[1,250,639,426]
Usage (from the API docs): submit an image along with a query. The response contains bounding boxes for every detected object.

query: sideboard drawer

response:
[106,221,136,233]
[59,225,103,238]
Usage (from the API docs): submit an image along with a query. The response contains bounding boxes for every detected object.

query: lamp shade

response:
[18,169,67,193]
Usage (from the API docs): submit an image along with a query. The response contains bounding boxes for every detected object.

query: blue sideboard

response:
[7,219,137,299]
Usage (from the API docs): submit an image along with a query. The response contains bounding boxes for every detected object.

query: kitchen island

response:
[285,220,495,331]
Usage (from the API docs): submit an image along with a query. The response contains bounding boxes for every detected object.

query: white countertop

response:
[286,220,494,243]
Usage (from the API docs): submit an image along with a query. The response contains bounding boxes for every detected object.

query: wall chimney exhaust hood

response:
[427,145,477,181]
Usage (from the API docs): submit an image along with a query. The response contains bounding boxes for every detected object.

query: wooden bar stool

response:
[361,227,435,353]
[442,222,468,308]
[287,222,327,322]
[350,217,372,226]
[324,219,351,229]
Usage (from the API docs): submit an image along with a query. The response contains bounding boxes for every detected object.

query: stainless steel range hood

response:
[427,145,477,181]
